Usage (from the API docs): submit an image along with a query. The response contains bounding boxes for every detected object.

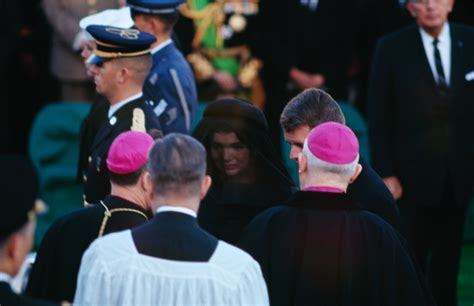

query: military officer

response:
[127,0,198,134]
[81,25,162,205]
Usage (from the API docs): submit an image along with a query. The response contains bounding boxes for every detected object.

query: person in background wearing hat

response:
[239,122,435,306]
[80,24,162,205]
[26,132,155,303]
[74,133,268,305]
[193,98,295,244]
[280,88,400,230]
[0,156,56,306]
[42,0,120,102]
[127,0,198,134]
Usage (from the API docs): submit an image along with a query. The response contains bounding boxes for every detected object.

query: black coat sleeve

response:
[347,157,401,230]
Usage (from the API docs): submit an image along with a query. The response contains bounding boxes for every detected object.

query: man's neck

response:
[419,22,447,39]
[300,178,348,192]
[151,32,172,50]
[110,185,149,211]
[151,196,200,215]
[108,87,142,106]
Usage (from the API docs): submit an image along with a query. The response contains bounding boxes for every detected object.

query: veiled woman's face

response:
[210,132,250,179]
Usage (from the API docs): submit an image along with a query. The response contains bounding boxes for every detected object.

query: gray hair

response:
[147,133,207,196]
[302,139,359,182]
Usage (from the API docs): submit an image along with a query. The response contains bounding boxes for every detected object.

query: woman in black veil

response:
[193,98,296,244]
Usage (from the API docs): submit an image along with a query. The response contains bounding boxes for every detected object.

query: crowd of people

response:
[1,0,473,305]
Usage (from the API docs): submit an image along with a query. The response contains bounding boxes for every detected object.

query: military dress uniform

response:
[80,25,162,205]
[128,0,198,134]
[83,96,161,204]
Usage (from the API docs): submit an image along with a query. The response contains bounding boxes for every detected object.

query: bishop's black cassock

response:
[25,195,151,303]
[239,190,436,306]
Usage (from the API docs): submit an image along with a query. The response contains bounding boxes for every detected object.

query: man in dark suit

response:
[26,131,155,303]
[79,25,162,205]
[0,156,56,306]
[280,88,400,229]
[368,1,474,304]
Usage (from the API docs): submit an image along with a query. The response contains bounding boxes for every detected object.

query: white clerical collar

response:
[0,272,12,286]
[108,92,143,118]
[151,39,173,55]
[156,206,197,218]
[419,22,450,44]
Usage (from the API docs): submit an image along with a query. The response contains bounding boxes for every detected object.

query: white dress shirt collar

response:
[108,92,143,118]
[156,206,197,218]
[151,39,173,55]
[419,23,451,85]
[0,272,12,286]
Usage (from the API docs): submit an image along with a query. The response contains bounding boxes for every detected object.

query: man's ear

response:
[143,171,154,194]
[406,2,417,18]
[298,152,307,174]
[349,164,363,184]
[447,0,455,13]
[117,67,129,84]
[200,175,212,200]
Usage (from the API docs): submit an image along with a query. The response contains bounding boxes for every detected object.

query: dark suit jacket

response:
[368,23,474,207]
[81,96,161,204]
[132,211,218,262]
[348,157,400,229]
[0,281,56,306]
[26,196,150,303]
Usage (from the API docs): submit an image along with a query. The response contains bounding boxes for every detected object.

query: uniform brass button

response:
[83,175,87,182]
[88,156,92,163]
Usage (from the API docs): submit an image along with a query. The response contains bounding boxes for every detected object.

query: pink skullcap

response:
[106,131,154,174]
[307,122,359,165]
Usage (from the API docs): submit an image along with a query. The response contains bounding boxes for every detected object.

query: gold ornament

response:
[229,13,247,32]
[131,108,146,132]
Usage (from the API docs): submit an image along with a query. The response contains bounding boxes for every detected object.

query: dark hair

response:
[193,98,295,189]
[280,88,345,132]
[108,165,146,186]
[147,133,207,196]
[130,10,180,32]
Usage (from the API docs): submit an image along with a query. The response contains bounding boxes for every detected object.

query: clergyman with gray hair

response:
[239,122,436,306]
[74,133,269,305]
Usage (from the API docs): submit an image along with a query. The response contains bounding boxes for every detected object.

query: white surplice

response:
[74,230,269,305]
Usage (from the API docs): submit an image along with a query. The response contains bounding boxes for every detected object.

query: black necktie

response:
[432,39,447,88]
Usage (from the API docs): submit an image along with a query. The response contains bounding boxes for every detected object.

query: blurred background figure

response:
[128,0,198,134]
[367,0,474,305]
[41,0,121,103]
[0,155,56,306]
[178,0,264,108]
[193,98,295,244]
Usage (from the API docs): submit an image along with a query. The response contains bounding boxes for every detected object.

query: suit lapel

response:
[91,120,114,151]
[410,26,439,92]
[90,98,144,151]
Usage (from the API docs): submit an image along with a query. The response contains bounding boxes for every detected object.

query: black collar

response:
[285,191,362,211]
[101,195,152,218]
